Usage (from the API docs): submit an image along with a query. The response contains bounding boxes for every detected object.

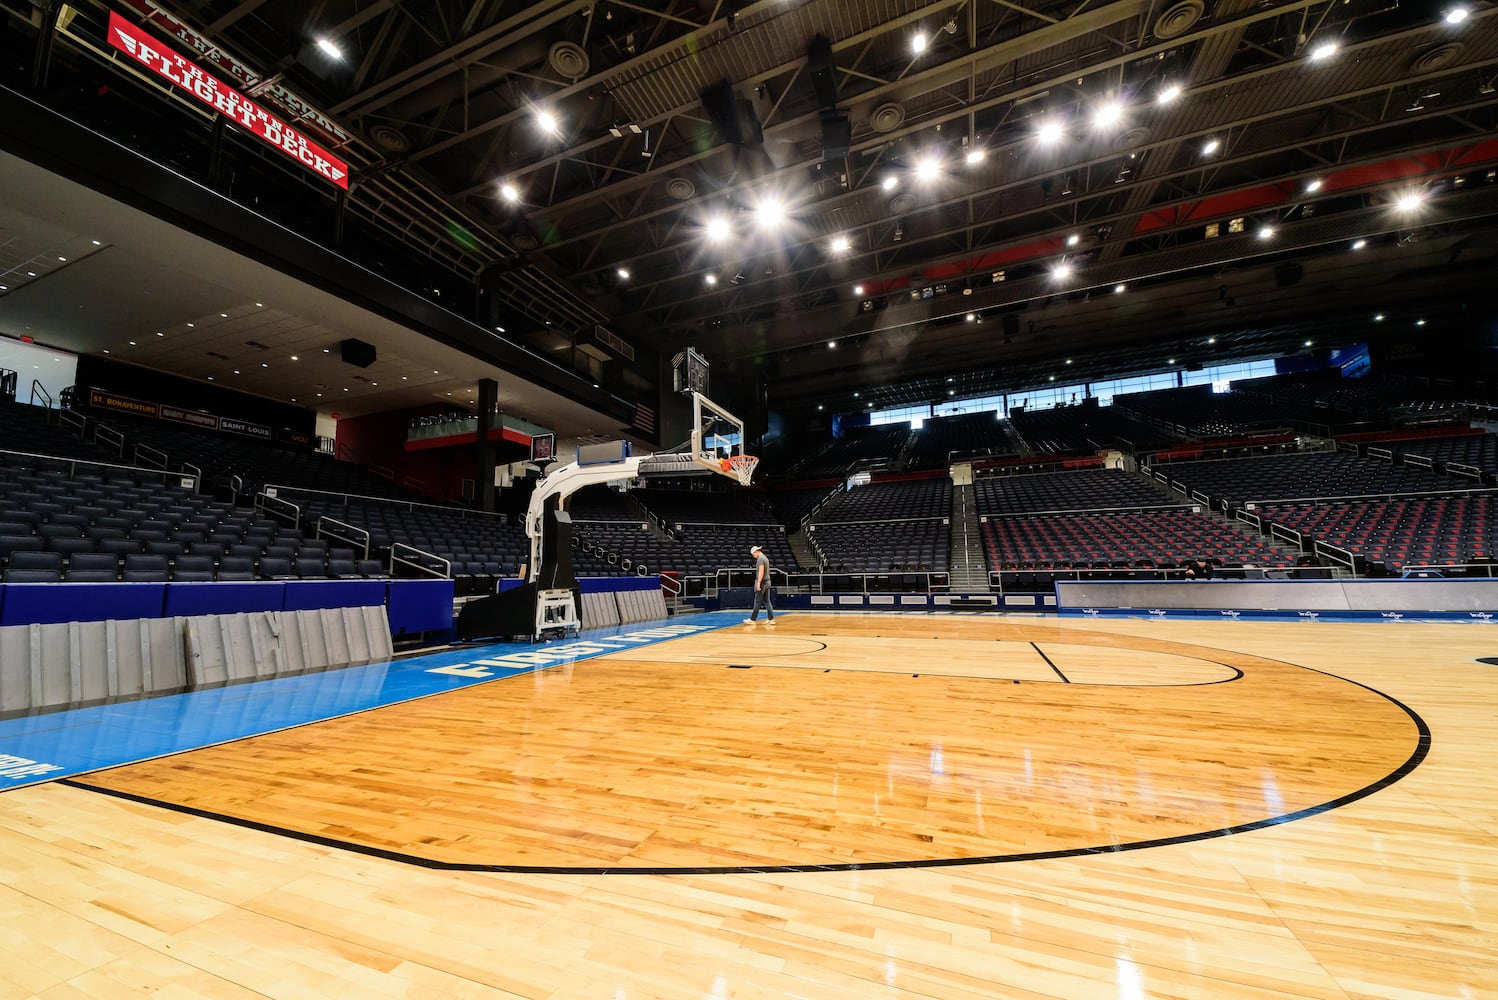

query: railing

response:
[0,368,16,402]
[133,443,169,471]
[0,447,197,488]
[229,474,246,502]
[317,516,371,560]
[369,464,395,481]
[181,462,202,493]
[1368,446,1394,463]
[1313,540,1358,572]
[1235,509,1263,532]
[1243,486,1495,509]
[94,424,126,458]
[254,491,302,526]
[1270,523,1305,550]
[263,483,509,521]
[1447,462,1483,481]
[1396,562,1498,579]
[28,380,53,409]
[58,409,88,437]
[390,542,450,579]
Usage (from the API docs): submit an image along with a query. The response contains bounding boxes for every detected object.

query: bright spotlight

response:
[1444,5,1470,23]
[704,216,731,242]
[829,235,851,253]
[1052,261,1073,280]
[1157,83,1182,105]
[1351,238,1367,250]
[1309,40,1339,61]
[914,155,941,182]
[881,175,898,191]
[1305,178,1323,193]
[1114,283,1127,294]
[315,37,343,60]
[616,268,630,280]
[755,197,786,229]
[1066,233,1080,247]
[853,284,865,295]
[705,273,718,286]
[1092,101,1124,130]
[1201,137,1220,156]
[1258,225,1275,239]
[1035,119,1064,145]
[500,182,520,203]
[535,110,560,134]
[1395,191,1425,212]
[911,31,928,54]
[965,148,986,165]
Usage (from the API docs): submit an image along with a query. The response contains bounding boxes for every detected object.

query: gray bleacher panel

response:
[581,591,620,630]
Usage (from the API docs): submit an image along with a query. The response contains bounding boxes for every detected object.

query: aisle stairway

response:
[787,529,822,571]
[947,484,990,591]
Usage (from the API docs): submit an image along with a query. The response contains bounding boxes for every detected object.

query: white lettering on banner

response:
[425,624,712,678]
[106,12,349,190]
[0,754,63,781]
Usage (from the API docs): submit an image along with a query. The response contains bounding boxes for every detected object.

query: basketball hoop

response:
[721,454,759,485]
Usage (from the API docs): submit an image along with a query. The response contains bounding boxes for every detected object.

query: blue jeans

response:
[750,584,775,620]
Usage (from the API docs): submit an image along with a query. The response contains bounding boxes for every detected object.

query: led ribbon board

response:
[106,11,349,190]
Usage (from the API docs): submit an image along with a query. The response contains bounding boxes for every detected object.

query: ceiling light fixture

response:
[829,235,851,253]
[1035,119,1064,145]
[755,197,786,229]
[315,37,343,59]
[500,182,520,203]
[1114,283,1126,293]
[1201,137,1220,156]
[853,284,865,295]
[1305,178,1323,193]
[1309,40,1339,61]
[616,268,630,280]
[705,273,718,286]
[911,31,928,54]
[1351,238,1367,250]
[965,147,985,165]
[1092,100,1124,130]
[1052,261,1073,280]
[914,155,941,182]
[1258,225,1275,239]
[1444,5,1469,23]
[881,175,898,191]
[535,110,560,134]
[705,215,731,242]
[1157,83,1182,104]
[1395,191,1425,211]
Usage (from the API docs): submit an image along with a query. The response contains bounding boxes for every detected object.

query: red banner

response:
[106,11,349,190]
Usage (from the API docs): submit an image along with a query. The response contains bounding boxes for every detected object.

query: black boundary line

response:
[1030,641,1070,683]
[60,663,1428,877]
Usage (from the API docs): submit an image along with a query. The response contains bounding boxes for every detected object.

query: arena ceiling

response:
[7,0,1498,422]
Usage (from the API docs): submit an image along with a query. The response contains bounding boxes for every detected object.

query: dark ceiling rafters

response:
[96,0,1498,415]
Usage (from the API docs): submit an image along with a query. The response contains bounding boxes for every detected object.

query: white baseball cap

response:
[750,545,762,554]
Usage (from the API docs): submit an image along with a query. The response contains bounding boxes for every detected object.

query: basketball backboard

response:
[690,391,755,484]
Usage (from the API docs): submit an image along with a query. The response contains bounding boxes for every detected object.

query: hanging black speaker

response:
[339,338,376,368]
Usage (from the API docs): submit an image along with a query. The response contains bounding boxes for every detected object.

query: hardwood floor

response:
[2,614,1494,998]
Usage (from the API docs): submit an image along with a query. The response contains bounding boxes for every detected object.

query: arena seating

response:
[805,479,951,573]
[983,509,1296,574]
[1009,406,1174,454]
[1389,432,1498,477]
[976,469,1166,514]
[86,410,418,500]
[770,484,842,527]
[1116,384,1327,437]
[789,424,908,479]
[0,452,382,583]
[905,413,1015,469]
[1257,495,1497,570]
[1152,451,1458,507]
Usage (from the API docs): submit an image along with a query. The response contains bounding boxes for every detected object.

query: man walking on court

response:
[745,544,776,625]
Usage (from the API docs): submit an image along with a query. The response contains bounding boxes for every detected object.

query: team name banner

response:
[89,388,160,419]
[160,403,220,431]
[220,416,273,440]
[106,11,349,190]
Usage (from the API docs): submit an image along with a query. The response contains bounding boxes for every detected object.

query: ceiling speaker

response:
[339,338,377,368]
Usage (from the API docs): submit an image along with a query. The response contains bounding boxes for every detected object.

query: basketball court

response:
[2,610,1492,997]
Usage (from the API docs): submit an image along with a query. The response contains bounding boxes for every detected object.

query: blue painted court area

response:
[0,611,747,792]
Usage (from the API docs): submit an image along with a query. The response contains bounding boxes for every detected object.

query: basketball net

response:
[721,454,759,486]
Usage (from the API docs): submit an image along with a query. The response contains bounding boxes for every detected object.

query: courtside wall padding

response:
[0,616,189,714]
[1056,579,1498,613]
[580,591,620,630]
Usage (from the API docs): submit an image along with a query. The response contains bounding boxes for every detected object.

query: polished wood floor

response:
[3,614,1496,998]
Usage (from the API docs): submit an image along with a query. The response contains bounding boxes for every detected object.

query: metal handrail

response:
[58,409,88,436]
[181,462,202,492]
[390,542,450,579]
[0,446,194,486]
[255,491,302,526]
[264,482,509,520]
[317,516,371,560]
[28,380,53,409]
[133,443,169,470]
[93,425,126,458]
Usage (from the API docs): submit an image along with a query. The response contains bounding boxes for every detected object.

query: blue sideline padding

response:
[163,581,288,617]
[387,578,456,635]
[0,582,169,626]
[282,579,388,611]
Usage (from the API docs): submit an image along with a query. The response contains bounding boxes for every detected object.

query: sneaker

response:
[742,618,756,624]
[765,619,777,625]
